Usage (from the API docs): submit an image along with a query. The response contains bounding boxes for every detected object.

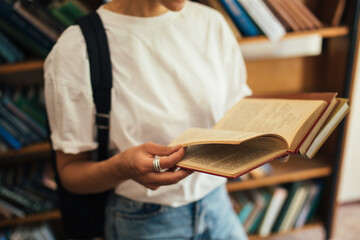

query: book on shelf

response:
[0,17,49,58]
[272,181,309,232]
[319,0,347,26]
[13,0,60,42]
[0,123,22,150]
[205,0,243,39]
[258,186,288,237]
[2,95,48,140]
[243,189,268,232]
[172,92,349,178]
[264,0,322,32]
[18,0,66,34]
[247,190,271,234]
[237,0,286,42]
[48,0,89,26]
[0,0,55,51]
[218,0,261,36]
[293,180,323,228]
[0,103,41,146]
[230,191,254,223]
[0,198,26,219]
[0,29,24,63]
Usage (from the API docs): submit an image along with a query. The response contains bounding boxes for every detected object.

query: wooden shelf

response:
[238,26,349,44]
[248,222,324,239]
[0,60,44,75]
[0,210,61,228]
[0,142,51,163]
[227,156,332,192]
[0,27,348,76]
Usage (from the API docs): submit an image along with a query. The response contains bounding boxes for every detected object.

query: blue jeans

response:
[105,185,248,240]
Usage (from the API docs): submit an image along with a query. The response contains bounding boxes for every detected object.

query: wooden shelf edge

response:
[238,26,349,44]
[0,142,51,162]
[248,222,324,240]
[0,60,44,75]
[227,157,332,192]
[0,210,61,228]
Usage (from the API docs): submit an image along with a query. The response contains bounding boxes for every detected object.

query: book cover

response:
[306,98,350,158]
[219,0,261,36]
[172,93,347,178]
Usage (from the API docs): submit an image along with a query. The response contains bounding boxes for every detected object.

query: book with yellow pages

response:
[171,93,349,178]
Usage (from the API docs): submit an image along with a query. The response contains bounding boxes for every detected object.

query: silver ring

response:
[153,155,162,172]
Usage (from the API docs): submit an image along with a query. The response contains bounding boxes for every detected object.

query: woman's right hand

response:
[116,142,193,190]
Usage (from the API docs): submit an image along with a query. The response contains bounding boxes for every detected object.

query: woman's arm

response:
[56,143,193,194]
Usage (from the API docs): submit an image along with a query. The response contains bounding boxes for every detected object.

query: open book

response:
[171,93,349,178]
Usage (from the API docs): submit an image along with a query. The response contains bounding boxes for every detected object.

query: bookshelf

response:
[0,0,358,239]
[225,0,359,239]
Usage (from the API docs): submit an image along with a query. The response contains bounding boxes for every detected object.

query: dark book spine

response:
[0,0,54,50]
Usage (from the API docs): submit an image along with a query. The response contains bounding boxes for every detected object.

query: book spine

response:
[0,17,48,58]
[0,124,22,150]
[0,118,24,149]
[2,96,48,139]
[20,0,66,33]
[0,29,25,61]
[0,105,41,145]
[0,0,54,50]
[238,0,286,42]
[219,0,260,36]
[0,33,18,63]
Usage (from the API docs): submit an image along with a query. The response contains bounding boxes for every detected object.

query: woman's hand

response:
[117,143,193,190]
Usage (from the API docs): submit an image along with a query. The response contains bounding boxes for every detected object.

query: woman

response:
[44,0,251,239]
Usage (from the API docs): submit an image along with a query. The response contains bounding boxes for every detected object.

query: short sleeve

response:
[44,26,98,154]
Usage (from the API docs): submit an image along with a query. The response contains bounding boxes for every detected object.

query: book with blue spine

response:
[219,0,260,36]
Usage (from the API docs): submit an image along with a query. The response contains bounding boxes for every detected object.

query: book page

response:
[214,98,326,150]
[177,137,288,178]
[170,128,285,147]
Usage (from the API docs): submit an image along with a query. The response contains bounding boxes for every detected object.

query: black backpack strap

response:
[77,11,112,160]
[52,12,112,239]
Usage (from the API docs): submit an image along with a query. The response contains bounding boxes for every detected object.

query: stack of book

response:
[229,179,324,236]
[198,0,346,41]
[0,87,48,151]
[0,160,58,220]
[0,0,89,62]
[0,222,56,239]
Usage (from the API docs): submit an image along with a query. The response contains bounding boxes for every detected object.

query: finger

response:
[154,147,186,170]
[145,143,182,156]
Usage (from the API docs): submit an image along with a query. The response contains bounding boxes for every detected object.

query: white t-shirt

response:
[44,2,252,207]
